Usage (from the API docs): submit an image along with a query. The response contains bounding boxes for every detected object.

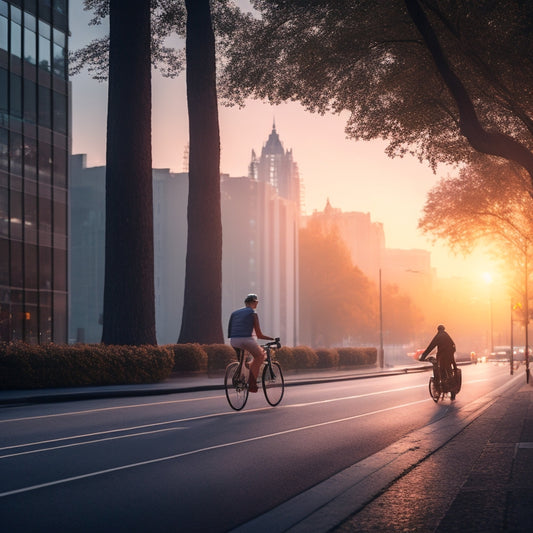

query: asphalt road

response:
[0,362,512,532]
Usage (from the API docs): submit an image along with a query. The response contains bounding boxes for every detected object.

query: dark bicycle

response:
[224,339,284,410]
[426,355,461,402]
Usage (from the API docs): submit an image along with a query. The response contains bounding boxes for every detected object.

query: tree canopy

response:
[220,1,533,179]
[419,157,533,305]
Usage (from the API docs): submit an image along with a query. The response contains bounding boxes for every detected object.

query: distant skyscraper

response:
[249,121,302,207]
[223,124,301,345]
[306,199,385,282]
[0,0,69,343]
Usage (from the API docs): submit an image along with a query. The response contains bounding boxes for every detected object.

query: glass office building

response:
[0,0,68,343]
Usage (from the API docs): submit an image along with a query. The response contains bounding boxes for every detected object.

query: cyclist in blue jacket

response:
[228,294,275,392]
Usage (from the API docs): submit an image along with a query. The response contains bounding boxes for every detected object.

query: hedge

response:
[166,343,208,372]
[0,342,174,390]
[0,341,378,389]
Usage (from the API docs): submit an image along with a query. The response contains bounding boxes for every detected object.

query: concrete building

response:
[305,199,385,282]
[0,0,69,343]
[221,175,299,346]
[69,156,188,345]
[70,126,301,346]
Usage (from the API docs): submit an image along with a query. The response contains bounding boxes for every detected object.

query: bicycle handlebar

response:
[262,338,281,349]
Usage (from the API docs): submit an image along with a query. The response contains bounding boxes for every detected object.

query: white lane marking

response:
[0,411,235,453]
[0,378,491,455]
[0,375,491,424]
[0,426,187,459]
[0,395,226,423]
[0,398,428,498]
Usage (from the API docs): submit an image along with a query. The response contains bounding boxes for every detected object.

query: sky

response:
[69,1,499,282]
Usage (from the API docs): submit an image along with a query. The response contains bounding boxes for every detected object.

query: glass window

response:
[9,131,22,176]
[24,136,37,179]
[10,4,21,23]
[0,15,7,52]
[11,240,23,288]
[39,246,52,290]
[9,72,22,118]
[24,243,38,289]
[0,68,7,116]
[52,40,65,78]
[39,194,52,232]
[0,238,8,285]
[38,20,51,71]
[53,146,66,188]
[24,27,36,65]
[24,11,36,31]
[0,1,7,17]
[10,8,22,58]
[53,291,67,343]
[53,0,67,17]
[10,188,22,239]
[23,78,37,123]
[52,90,66,133]
[38,140,52,183]
[39,290,52,343]
[38,85,51,127]
[53,197,66,235]
[53,247,66,291]
[0,185,7,237]
[0,128,7,171]
[24,190,37,235]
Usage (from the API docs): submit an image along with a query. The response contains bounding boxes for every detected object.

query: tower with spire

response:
[249,121,301,209]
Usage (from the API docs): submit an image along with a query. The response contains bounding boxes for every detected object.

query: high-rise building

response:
[305,199,385,282]
[249,122,301,207]
[70,125,301,346]
[69,157,189,345]
[0,0,69,343]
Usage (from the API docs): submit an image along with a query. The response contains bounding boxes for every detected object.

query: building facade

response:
[0,0,69,343]
[70,157,189,345]
[305,199,385,282]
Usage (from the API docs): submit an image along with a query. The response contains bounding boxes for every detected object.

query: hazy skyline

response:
[69,1,498,282]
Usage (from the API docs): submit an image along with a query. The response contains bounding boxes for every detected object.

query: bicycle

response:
[426,355,461,402]
[224,339,284,410]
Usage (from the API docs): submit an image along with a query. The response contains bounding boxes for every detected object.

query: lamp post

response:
[378,268,384,369]
[483,272,494,356]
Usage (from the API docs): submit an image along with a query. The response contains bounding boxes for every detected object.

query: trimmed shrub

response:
[204,344,236,372]
[0,342,174,389]
[315,348,339,368]
[167,343,208,372]
[274,346,295,370]
[337,347,377,367]
[292,346,318,369]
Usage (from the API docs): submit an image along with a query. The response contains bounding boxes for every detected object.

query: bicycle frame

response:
[225,339,284,410]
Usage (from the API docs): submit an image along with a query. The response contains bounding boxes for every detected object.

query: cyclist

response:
[419,324,458,382]
[228,294,275,393]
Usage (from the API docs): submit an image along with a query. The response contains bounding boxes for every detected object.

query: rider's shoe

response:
[248,379,258,393]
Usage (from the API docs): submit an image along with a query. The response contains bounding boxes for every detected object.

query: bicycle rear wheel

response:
[429,377,440,403]
[262,362,284,406]
[225,362,249,411]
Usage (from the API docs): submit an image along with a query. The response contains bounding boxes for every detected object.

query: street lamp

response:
[483,272,494,355]
[378,268,384,369]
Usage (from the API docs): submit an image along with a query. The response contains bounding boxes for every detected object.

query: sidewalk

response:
[332,376,533,533]
[231,369,530,533]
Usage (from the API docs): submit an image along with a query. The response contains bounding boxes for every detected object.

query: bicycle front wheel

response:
[262,362,284,406]
[225,362,249,411]
[429,377,440,403]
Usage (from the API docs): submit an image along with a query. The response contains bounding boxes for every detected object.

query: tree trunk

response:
[404,0,533,186]
[101,0,156,345]
[178,0,224,344]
